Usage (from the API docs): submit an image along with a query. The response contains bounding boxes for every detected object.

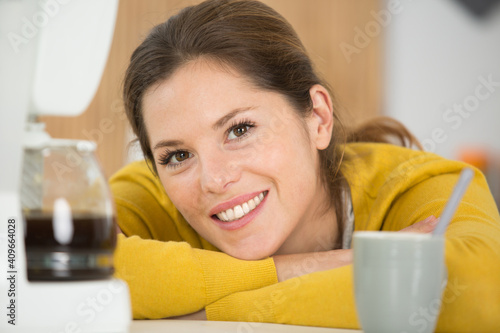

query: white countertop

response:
[130,320,362,332]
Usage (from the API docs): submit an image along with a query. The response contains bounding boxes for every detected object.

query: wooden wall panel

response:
[264,0,383,125]
[41,0,382,178]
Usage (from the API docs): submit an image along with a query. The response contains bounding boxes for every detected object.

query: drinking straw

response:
[433,167,474,236]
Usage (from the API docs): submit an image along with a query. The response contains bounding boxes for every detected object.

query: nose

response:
[199,148,241,194]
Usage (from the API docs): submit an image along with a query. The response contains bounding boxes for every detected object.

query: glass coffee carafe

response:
[21,139,116,281]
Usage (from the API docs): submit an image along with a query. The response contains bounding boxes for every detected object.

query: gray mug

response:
[353,232,447,333]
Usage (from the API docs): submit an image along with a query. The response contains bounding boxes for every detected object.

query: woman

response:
[111,0,500,330]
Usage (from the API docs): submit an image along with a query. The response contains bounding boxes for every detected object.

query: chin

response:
[224,243,278,260]
[231,252,269,260]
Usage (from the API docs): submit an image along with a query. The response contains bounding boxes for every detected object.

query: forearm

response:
[169,309,207,320]
[206,238,500,332]
[272,216,437,282]
[273,249,352,282]
[114,234,278,319]
[205,264,359,328]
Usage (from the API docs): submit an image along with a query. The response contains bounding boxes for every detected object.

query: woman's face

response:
[142,59,333,259]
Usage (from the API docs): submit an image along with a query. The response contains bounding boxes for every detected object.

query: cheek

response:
[159,173,201,219]
[249,125,313,172]
[243,137,287,173]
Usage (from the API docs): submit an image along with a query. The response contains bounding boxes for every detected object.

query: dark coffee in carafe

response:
[24,210,116,281]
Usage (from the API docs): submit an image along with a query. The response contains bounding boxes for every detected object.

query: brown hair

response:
[123,0,420,246]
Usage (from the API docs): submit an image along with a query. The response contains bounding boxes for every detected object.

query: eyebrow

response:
[153,139,184,151]
[153,106,256,152]
[212,106,255,131]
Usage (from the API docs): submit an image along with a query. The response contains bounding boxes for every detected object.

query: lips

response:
[210,190,268,231]
[210,190,268,222]
[215,192,266,222]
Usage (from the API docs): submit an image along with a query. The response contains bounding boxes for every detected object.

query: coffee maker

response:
[0,1,131,332]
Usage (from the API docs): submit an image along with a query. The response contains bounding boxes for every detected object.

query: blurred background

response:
[39,0,500,207]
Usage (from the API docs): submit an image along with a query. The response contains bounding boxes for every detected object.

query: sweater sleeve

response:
[205,264,358,329]
[114,234,277,319]
[205,168,500,332]
[383,169,500,332]
[109,162,278,319]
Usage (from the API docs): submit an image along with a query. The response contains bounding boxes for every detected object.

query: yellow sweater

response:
[110,143,500,332]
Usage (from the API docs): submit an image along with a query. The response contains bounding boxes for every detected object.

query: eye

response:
[158,150,192,167]
[228,125,249,139]
[227,120,255,141]
[171,151,191,163]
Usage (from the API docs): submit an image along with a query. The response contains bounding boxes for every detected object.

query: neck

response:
[274,184,339,255]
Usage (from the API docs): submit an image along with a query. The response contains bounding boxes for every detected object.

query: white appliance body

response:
[0,1,131,332]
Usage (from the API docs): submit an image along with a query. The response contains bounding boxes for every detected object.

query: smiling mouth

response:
[213,191,268,222]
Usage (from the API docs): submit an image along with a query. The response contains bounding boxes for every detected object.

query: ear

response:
[307,84,334,150]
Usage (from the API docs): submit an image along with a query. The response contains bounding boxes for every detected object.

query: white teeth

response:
[234,205,244,219]
[215,191,266,222]
[226,209,235,220]
[248,199,256,210]
[242,202,250,214]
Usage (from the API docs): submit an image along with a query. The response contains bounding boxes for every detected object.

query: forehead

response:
[142,59,258,126]
[141,58,306,144]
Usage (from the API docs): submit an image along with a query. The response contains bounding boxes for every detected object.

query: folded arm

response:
[204,171,500,332]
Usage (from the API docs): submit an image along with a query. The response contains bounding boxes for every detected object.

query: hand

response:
[398,215,439,234]
[273,215,439,282]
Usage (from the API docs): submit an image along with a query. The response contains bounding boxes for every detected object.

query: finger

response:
[400,215,440,234]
